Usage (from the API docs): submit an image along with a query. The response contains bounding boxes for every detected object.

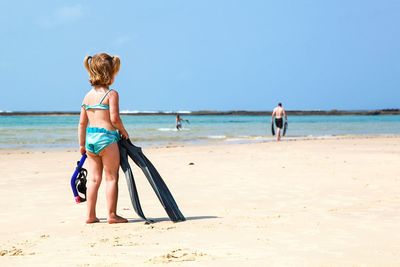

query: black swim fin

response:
[271,121,275,136]
[283,121,288,136]
[119,139,185,223]
[119,143,149,222]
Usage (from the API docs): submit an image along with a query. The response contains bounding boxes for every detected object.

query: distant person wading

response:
[176,114,189,130]
[271,103,287,142]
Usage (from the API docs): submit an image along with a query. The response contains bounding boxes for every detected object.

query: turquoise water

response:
[1,115,400,149]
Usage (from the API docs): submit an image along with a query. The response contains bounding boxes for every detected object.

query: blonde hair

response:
[84,53,121,86]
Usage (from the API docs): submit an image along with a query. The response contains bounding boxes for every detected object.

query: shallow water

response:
[1,114,400,149]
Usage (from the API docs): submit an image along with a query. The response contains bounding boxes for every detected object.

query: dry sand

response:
[0,136,399,266]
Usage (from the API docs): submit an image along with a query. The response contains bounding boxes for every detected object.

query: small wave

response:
[120,110,192,114]
[157,128,177,132]
[120,110,140,114]
[157,127,191,132]
[251,136,267,140]
[121,110,159,114]
[161,110,192,114]
[207,135,226,139]
[225,138,243,142]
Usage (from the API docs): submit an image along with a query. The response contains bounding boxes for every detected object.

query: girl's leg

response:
[101,143,128,224]
[86,153,103,223]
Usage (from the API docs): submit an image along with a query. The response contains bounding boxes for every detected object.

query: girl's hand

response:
[120,130,129,140]
[79,145,86,155]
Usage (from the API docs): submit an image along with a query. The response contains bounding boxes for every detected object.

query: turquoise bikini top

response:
[82,89,113,110]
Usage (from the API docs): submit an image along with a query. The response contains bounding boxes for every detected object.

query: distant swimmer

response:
[271,103,287,141]
[176,114,189,130]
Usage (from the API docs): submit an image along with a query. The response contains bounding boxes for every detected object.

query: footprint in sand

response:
[0,247,24,256]
[148,248,207,263]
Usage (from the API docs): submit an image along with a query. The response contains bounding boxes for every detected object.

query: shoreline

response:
[1,134,399,154]
[1,109,400,116]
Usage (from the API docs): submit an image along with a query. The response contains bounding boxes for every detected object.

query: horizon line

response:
[1,108,400,116]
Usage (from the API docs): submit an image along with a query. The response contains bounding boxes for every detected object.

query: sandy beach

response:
[0,136,399,266]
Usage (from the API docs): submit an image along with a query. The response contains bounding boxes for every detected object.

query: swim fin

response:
[283,121,288,136]
[119,139,186,223]
[271,121,275,136]
[70,154,87,203]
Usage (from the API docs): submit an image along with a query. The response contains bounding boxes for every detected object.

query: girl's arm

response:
[78,107,88,154]
[109,90,129,139]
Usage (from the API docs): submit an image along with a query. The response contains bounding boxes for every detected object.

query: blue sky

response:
[1,0,399,111]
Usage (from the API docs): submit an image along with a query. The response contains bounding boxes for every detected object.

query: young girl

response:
[78,53,129,224]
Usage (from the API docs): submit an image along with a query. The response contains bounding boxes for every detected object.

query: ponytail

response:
[83,55,92,73]
[112,56,121,76]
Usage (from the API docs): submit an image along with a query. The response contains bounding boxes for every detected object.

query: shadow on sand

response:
[93,215,219,224]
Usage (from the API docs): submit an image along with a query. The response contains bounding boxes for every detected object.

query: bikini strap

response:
[99,89,113,104]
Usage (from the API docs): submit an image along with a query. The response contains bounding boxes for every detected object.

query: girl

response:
[78,53,129,224]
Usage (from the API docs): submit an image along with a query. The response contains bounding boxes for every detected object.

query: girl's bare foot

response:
[108,215,128,224]
[86,217,100,224]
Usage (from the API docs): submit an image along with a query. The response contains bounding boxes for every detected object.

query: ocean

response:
[1,114,400,149]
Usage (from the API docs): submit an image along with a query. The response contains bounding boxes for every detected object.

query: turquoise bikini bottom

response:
[85,127,120,155]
